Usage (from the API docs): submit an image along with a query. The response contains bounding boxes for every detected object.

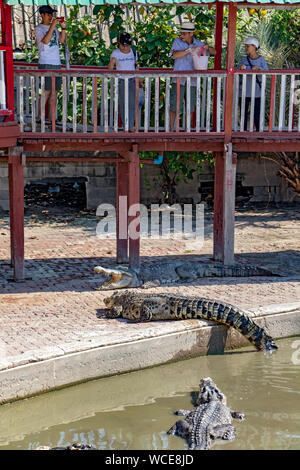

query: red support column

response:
[224,2,237,143]
[128,144,140,269]
[212,1,224,131]
[213,2,237,265]
[213,152,224,261]
[116,160,129,263]
[2,3,15,121]
[8,147,25,280]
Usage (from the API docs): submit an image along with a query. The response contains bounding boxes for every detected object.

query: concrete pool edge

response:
[1,302,300,404]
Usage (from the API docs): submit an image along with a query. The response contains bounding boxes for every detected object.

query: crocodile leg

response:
[210,424,236,441]
[231,411,245,420]
[174,409,191,416]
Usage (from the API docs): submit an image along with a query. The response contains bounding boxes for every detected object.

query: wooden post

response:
[128,144,140,269]
[8,147,25,280]
[213,152,225,261]
[2,2,15,121]
[224,2,237,142]
[212,1,223,131]
[116,160,129,263]
[213,2,237,264]
[223,144,236,265]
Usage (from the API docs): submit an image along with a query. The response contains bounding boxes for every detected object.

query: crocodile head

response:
[262,335,278,352]
[197,377,227,405]
[94,265,141,289]
[103,291,145,320]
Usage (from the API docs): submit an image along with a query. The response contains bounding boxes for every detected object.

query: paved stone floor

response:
[0,203,299,372]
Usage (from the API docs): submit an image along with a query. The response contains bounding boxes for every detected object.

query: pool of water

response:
[0,336,299,450]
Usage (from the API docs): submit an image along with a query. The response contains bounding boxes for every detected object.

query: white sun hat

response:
[180,22,195,32]
[244,37,260,49]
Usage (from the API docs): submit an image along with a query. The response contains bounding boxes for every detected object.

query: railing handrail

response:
[234,69,300,75]
[14,61,300,75]
[14,69,228,77]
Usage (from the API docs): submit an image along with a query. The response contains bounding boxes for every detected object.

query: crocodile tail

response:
[192,299,277,352]
[224,309,278,351]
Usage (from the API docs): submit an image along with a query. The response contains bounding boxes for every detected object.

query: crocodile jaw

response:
[94,266,141,289]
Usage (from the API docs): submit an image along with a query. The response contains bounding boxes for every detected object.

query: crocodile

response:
[94,261,277,290]
[103,291,278,351]
[167,377,245,450]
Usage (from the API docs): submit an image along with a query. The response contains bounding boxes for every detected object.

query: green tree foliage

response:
[140,151,213,204]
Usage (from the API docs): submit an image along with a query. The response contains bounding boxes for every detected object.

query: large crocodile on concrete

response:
[94,261,276,290]
[167,377,245,450]
[103,291,278,351]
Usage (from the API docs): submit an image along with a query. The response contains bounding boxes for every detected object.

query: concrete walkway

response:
[0,204,300,404]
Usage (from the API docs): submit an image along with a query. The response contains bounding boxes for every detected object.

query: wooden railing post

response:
[212,1,223,131]
[8,146,25,281]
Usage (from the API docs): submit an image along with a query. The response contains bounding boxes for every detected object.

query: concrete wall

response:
[0,152,299,211]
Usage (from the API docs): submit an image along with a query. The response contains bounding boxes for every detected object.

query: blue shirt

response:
[170,37,206,85]
[239,55,268,97]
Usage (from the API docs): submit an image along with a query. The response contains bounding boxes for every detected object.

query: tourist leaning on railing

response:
[108,32,138,132]
[239,37,268,132]
[34,5,66,123]
[169,22,216,131]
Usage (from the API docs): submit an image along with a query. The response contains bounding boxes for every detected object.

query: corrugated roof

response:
[5,0,300,6]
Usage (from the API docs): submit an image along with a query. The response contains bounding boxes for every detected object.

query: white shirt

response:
[34,24,61,65]
[110,48,136,71]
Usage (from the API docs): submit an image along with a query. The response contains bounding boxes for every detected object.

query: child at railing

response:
[108,32,138,132]
[239,37,268,131]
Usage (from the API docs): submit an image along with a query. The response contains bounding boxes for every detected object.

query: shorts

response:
[170,82,197,113]
[38,64,62,91]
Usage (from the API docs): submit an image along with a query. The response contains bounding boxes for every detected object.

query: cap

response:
[180,22,195,33]
[119,32,132,45]
[39,5,57,15]
[244,37,260,49]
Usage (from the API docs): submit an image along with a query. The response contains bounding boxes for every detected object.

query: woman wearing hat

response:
[34,6,66,123]
[108,33,138,132]
[169,22,216,131]
[239,37,268,131]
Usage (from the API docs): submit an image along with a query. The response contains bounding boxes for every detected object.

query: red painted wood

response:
[224,2,237,143]
[2,3,15,121]
[213,3,237,265]
[116,160,129,263]
[128,145,140,269]
[8,147,24,280]
[213,151,224,261]
[212,1,224,131]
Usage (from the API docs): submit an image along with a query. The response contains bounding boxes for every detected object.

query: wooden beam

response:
[128,144,140,269]
[8,146,25,281]
[116,160,129,264]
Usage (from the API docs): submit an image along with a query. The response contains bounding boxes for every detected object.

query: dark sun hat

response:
[119,32,132,45]
[39,5,57,15]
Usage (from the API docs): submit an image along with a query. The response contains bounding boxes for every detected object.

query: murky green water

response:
[0,336,299,450]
